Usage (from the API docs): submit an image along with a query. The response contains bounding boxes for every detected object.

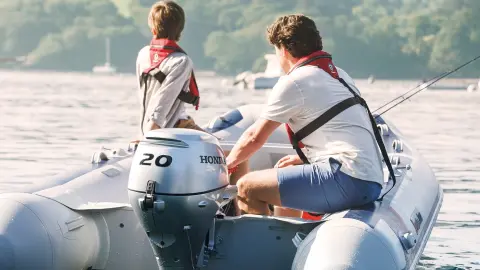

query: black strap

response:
[140,68,167,84]
[290,134,310,164]
[152,69,167,83]
[295,96,362,142]
[291,96,361,165]
[290,77,396,201]
[177,90,199,105]
[337,78,396,201]
[140,75,148,135]
[365,105,396,201]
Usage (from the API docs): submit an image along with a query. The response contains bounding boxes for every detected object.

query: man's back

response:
[262,66,383,184]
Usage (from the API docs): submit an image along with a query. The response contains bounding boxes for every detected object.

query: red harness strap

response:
[143,38,200,109]
[301,211,323,221]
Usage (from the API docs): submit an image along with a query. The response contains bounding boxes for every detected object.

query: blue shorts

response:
[277,158,382,213]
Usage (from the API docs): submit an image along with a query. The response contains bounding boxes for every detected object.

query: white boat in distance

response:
[92,37,116,74]
[233,54,283,90]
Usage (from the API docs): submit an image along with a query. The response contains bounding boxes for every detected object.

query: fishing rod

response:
[372,71,449,114]
[373,54,480,117]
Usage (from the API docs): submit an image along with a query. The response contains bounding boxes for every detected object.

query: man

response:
[226,14,388,217]
[136,0,203,136]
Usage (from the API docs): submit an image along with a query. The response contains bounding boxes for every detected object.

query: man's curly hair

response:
[267,14,323,58]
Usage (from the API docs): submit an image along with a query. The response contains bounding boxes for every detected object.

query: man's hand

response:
[228,165,238,175]
[274,154,303,168]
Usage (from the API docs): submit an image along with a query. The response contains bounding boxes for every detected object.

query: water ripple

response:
[1,70,479,269]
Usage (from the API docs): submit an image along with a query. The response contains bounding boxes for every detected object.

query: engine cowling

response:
[128,129,229,269]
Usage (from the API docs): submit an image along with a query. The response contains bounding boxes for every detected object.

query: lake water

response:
[0,70,479,269]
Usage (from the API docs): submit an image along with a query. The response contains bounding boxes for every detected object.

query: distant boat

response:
[425,81,478,91]
[367,75,375,84]
[92,37,116,74]
[233,54,283,90]
[417,77,479,92]
[0,56,26,64]
[428,85,468,90]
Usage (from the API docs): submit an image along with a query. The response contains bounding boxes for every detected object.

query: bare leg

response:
[223,150,250,215]
[274,206,302,218]
[236,168,282,215]
[229,160,250,185]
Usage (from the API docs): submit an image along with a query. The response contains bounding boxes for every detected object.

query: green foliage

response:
[1,0,479,77]
[0,0,144,71]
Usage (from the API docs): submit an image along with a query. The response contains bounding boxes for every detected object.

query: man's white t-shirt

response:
[261,65,384,185]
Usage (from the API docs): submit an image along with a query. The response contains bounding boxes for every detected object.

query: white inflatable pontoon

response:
[0,104,442,270]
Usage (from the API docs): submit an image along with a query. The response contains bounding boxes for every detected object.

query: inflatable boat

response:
[0,104,443,270]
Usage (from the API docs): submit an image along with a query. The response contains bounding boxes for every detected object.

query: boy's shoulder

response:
[136,46,151,69]
[137,45,150,57]
[137,45,192,66]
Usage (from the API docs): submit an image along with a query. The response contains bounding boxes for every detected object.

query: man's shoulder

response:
[286,66,327,92]
[289,65,360,94]
[336,67,360,95]
[336,67,355,85]
[273,74,300,94]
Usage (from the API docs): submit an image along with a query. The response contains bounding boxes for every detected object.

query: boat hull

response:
[0,104,442,270]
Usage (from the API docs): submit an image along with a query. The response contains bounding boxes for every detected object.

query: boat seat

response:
[217,185,375,221]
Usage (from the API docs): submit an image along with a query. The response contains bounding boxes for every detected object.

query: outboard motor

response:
[128,129,230,269]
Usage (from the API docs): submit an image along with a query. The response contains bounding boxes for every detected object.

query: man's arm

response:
[226,118,281,169]
[226,76,303,169]
[145,54,192,132]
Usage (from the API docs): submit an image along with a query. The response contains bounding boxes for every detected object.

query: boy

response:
[136,0,203,136]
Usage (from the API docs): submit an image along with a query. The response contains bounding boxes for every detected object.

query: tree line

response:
[1,0,479,78]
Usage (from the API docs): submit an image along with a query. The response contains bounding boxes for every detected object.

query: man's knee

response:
[236,175,251,198]
[236,169,278,200]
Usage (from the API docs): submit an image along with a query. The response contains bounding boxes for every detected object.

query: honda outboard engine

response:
[128,129,229,269]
